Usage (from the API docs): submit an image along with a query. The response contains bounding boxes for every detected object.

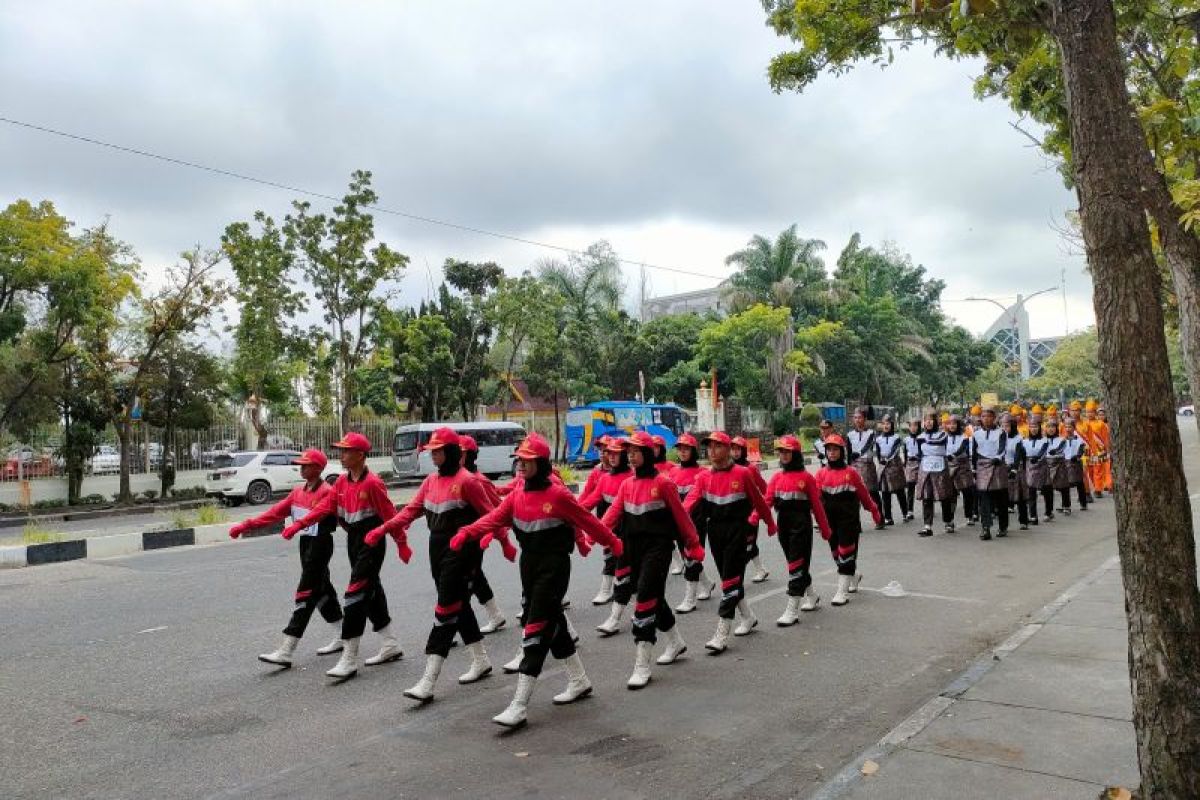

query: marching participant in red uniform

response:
[731,435,770,583]
[582,439,639,632]
[683,432,776,654]
[651,434,674,474]
[229,449,344,667]
[459,435,507,634]
[364,427,503,703]
[669,434,714,612]
[759,435,831,625]
[451,434,624,729]
[816,435,882,606]
[281,433,402,681]
[601,432,705,688]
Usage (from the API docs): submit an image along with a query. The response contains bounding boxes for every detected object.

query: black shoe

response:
[997,529,1008,538]
[918,526,933,537]
[980,529,992,540]
[1019,524,1029,531]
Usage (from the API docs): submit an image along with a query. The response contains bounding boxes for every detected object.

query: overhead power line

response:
[0,115,727,281]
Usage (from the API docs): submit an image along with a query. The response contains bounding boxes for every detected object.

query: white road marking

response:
[137,625,168,634]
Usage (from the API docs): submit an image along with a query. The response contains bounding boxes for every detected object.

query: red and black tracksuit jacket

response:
[815,465,879,577]
[379,468,497,656]
[683,464,775,619]
[601,473,702,640]
[579,468,633,577]
[459,484,621,676]
[290,469,399,639]
[762,469,831,597]
[242,481,342,637]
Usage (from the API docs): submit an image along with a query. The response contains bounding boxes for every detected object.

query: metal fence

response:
[0,418,413,482]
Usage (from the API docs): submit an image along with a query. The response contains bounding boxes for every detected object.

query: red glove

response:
[281,522,302,540]
[819,526,832,542]
[450,531,469,551]
[364,526,387,547]
[609,538,624,559]
[764,523,778,538]
[871,509,883,527]
[748,512,759,527]
[684,544,705,562]
[228,522,249,539]
[396,539,413,564]
[499,536,518,562]
[576,538,593,558]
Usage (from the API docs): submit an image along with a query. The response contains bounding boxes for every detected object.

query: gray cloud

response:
[0,0,1087,338]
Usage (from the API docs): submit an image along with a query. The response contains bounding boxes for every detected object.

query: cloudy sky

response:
[0,1,1089,339]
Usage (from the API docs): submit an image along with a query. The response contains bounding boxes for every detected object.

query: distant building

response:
[980,297,1061,378]
[641,284,727,321]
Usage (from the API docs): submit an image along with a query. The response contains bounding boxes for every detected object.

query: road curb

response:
[0,521,284,569]
[807,553,1122,800]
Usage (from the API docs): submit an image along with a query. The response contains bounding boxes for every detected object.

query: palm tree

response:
[723,225,829,320]
[536,241,624,327]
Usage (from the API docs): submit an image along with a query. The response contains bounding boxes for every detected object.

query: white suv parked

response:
[205,450,305,505]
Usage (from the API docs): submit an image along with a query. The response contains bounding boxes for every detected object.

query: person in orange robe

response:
[1079,400,1112,497]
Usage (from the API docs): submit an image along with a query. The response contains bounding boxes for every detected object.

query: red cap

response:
[604,437,628,453]
[774,435,802,452]
[514,433,551,460]
[824,434,847,449]
[459,435,478,452]
[730,435,748,449]
[595,435,610,449]
[422,426,460,451]
[293,449,328,469]
[651,434,666,447]
[627,430,656,449]
[332,432,371,452]
[675,433,699,448]
[705,431,732,446]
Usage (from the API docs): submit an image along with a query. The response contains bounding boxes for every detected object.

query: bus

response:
[564,401,690,464]
[391,421,526,479]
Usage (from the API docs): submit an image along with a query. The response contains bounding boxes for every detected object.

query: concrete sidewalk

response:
[820,553,1138,799]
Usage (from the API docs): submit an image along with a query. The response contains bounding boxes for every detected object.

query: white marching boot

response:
[502,647,524,674]
[364,624,403,665]
[734,600,759,636]
[315,624,344,655]
[831,575,851,606]
[326,637,360,680]
[494,674,536,728]
[478,599,507,634]
[848,573,863,594]
[705,618,733,654]
[656,626,688,665]
[595,602,627,637]
[458,641,493,684]
[592,574,614,605]
[553,654,593,704]
[750,555,770,583]
[403,654,444,702]
[627,641,653,690]
[670,550,684,575]
[675,581,699,614]
[800,585,820,612]
[776,597,801,627]
[259,635,299,667]
[696,572,716,601]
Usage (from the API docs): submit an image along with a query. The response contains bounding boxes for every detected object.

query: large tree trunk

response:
[1051,1,1200,796]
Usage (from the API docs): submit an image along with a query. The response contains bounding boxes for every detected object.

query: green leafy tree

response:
[286,170,408,431]
[490,273,553,419]
[222,211,305,448]
[141,337,223,495]
[723,224,829,321]
[1026,328,1101,399]
[388,313,455,421]
[696,304,811,411]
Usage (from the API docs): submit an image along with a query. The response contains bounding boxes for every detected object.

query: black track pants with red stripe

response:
[426,532,484,657]
[283,532,343,637]
[708,523,747,620]
[822,498,862,577]
[625,534,676,644]
[341,526,392,640]
[518,550,576,677]
[776,512,814,598]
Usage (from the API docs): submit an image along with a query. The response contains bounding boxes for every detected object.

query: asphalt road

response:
[3,426,1195,800]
